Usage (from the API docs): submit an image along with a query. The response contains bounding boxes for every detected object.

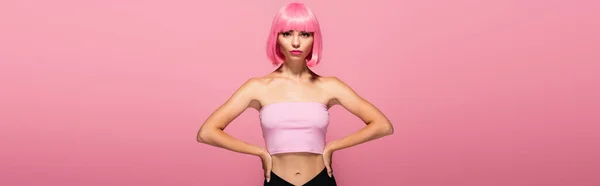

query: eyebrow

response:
[279,30,314,35]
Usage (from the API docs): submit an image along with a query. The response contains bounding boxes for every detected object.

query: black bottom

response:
[264,168,337,186]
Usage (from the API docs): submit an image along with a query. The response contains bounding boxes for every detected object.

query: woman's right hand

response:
[259,150,272,182]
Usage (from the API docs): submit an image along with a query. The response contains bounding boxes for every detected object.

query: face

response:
[277,30,314,62]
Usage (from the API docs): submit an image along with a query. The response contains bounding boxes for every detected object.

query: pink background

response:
[1,0,599,185]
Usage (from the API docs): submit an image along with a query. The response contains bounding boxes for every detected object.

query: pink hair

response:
[266,2,323,67]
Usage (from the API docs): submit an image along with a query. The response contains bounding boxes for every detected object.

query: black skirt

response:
[264,168,337,186]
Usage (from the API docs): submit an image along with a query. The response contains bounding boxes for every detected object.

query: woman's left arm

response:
[325,77,394,152]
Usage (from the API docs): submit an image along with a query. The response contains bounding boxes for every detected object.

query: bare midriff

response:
[271,152,326,185]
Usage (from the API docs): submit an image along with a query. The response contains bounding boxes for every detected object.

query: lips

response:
[290,50,303,55]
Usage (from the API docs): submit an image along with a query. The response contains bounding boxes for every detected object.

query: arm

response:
[196,78,266,157]
[325,77,394,152]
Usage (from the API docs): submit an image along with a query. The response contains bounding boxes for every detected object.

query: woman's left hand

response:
[322,142,336,177]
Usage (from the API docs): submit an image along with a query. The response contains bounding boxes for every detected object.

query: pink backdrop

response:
[1,0,599,185]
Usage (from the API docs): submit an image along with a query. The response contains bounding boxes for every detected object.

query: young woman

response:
[197,2,394,186]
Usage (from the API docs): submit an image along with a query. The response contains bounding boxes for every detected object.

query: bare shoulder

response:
[319,76,356,95]
[244,74,282,92]
[235,77,271,109]
[317,76,360,106]
[247,75,280,90]
[319,76,345,85]
[236,77,264,94]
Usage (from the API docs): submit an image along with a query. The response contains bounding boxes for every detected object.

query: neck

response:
[278,60,310,79]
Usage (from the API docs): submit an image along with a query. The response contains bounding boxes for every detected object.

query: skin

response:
[197,30,394,185]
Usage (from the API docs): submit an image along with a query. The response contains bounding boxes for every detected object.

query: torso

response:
[250,74,336,185]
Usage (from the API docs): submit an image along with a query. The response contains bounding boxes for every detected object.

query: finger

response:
[266,168,272,182]
[326,166,332,177]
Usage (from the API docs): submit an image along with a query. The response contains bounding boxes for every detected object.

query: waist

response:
[271,152,325,174]
[263,131,326,155]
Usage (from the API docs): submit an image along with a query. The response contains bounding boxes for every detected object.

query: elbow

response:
[196,131,205,143]
[380,121,394,136]
[196,134,204,143]
[196,128,212,144]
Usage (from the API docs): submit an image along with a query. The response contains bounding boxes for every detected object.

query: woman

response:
[196,2,394,186]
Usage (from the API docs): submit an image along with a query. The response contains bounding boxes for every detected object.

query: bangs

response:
[275,16,318,33]
[273,4,319,33]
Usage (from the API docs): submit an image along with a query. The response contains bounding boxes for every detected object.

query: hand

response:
[322,143,336,177]
[259,150,272,182]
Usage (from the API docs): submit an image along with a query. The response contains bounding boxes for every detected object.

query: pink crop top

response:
[259,102,329,155]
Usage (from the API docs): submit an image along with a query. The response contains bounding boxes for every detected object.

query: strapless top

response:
[259,102,330,155]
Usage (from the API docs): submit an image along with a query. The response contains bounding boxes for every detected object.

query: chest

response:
[263,83,327,101]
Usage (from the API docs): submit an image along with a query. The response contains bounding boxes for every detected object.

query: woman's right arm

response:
[196,78,267,157]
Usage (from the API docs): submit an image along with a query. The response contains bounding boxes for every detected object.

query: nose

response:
[291,35,300,48]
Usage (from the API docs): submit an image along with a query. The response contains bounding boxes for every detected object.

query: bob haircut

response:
[266,2,323,67]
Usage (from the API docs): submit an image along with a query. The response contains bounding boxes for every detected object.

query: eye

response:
[301,32,312,37]
[280,32,291,37]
